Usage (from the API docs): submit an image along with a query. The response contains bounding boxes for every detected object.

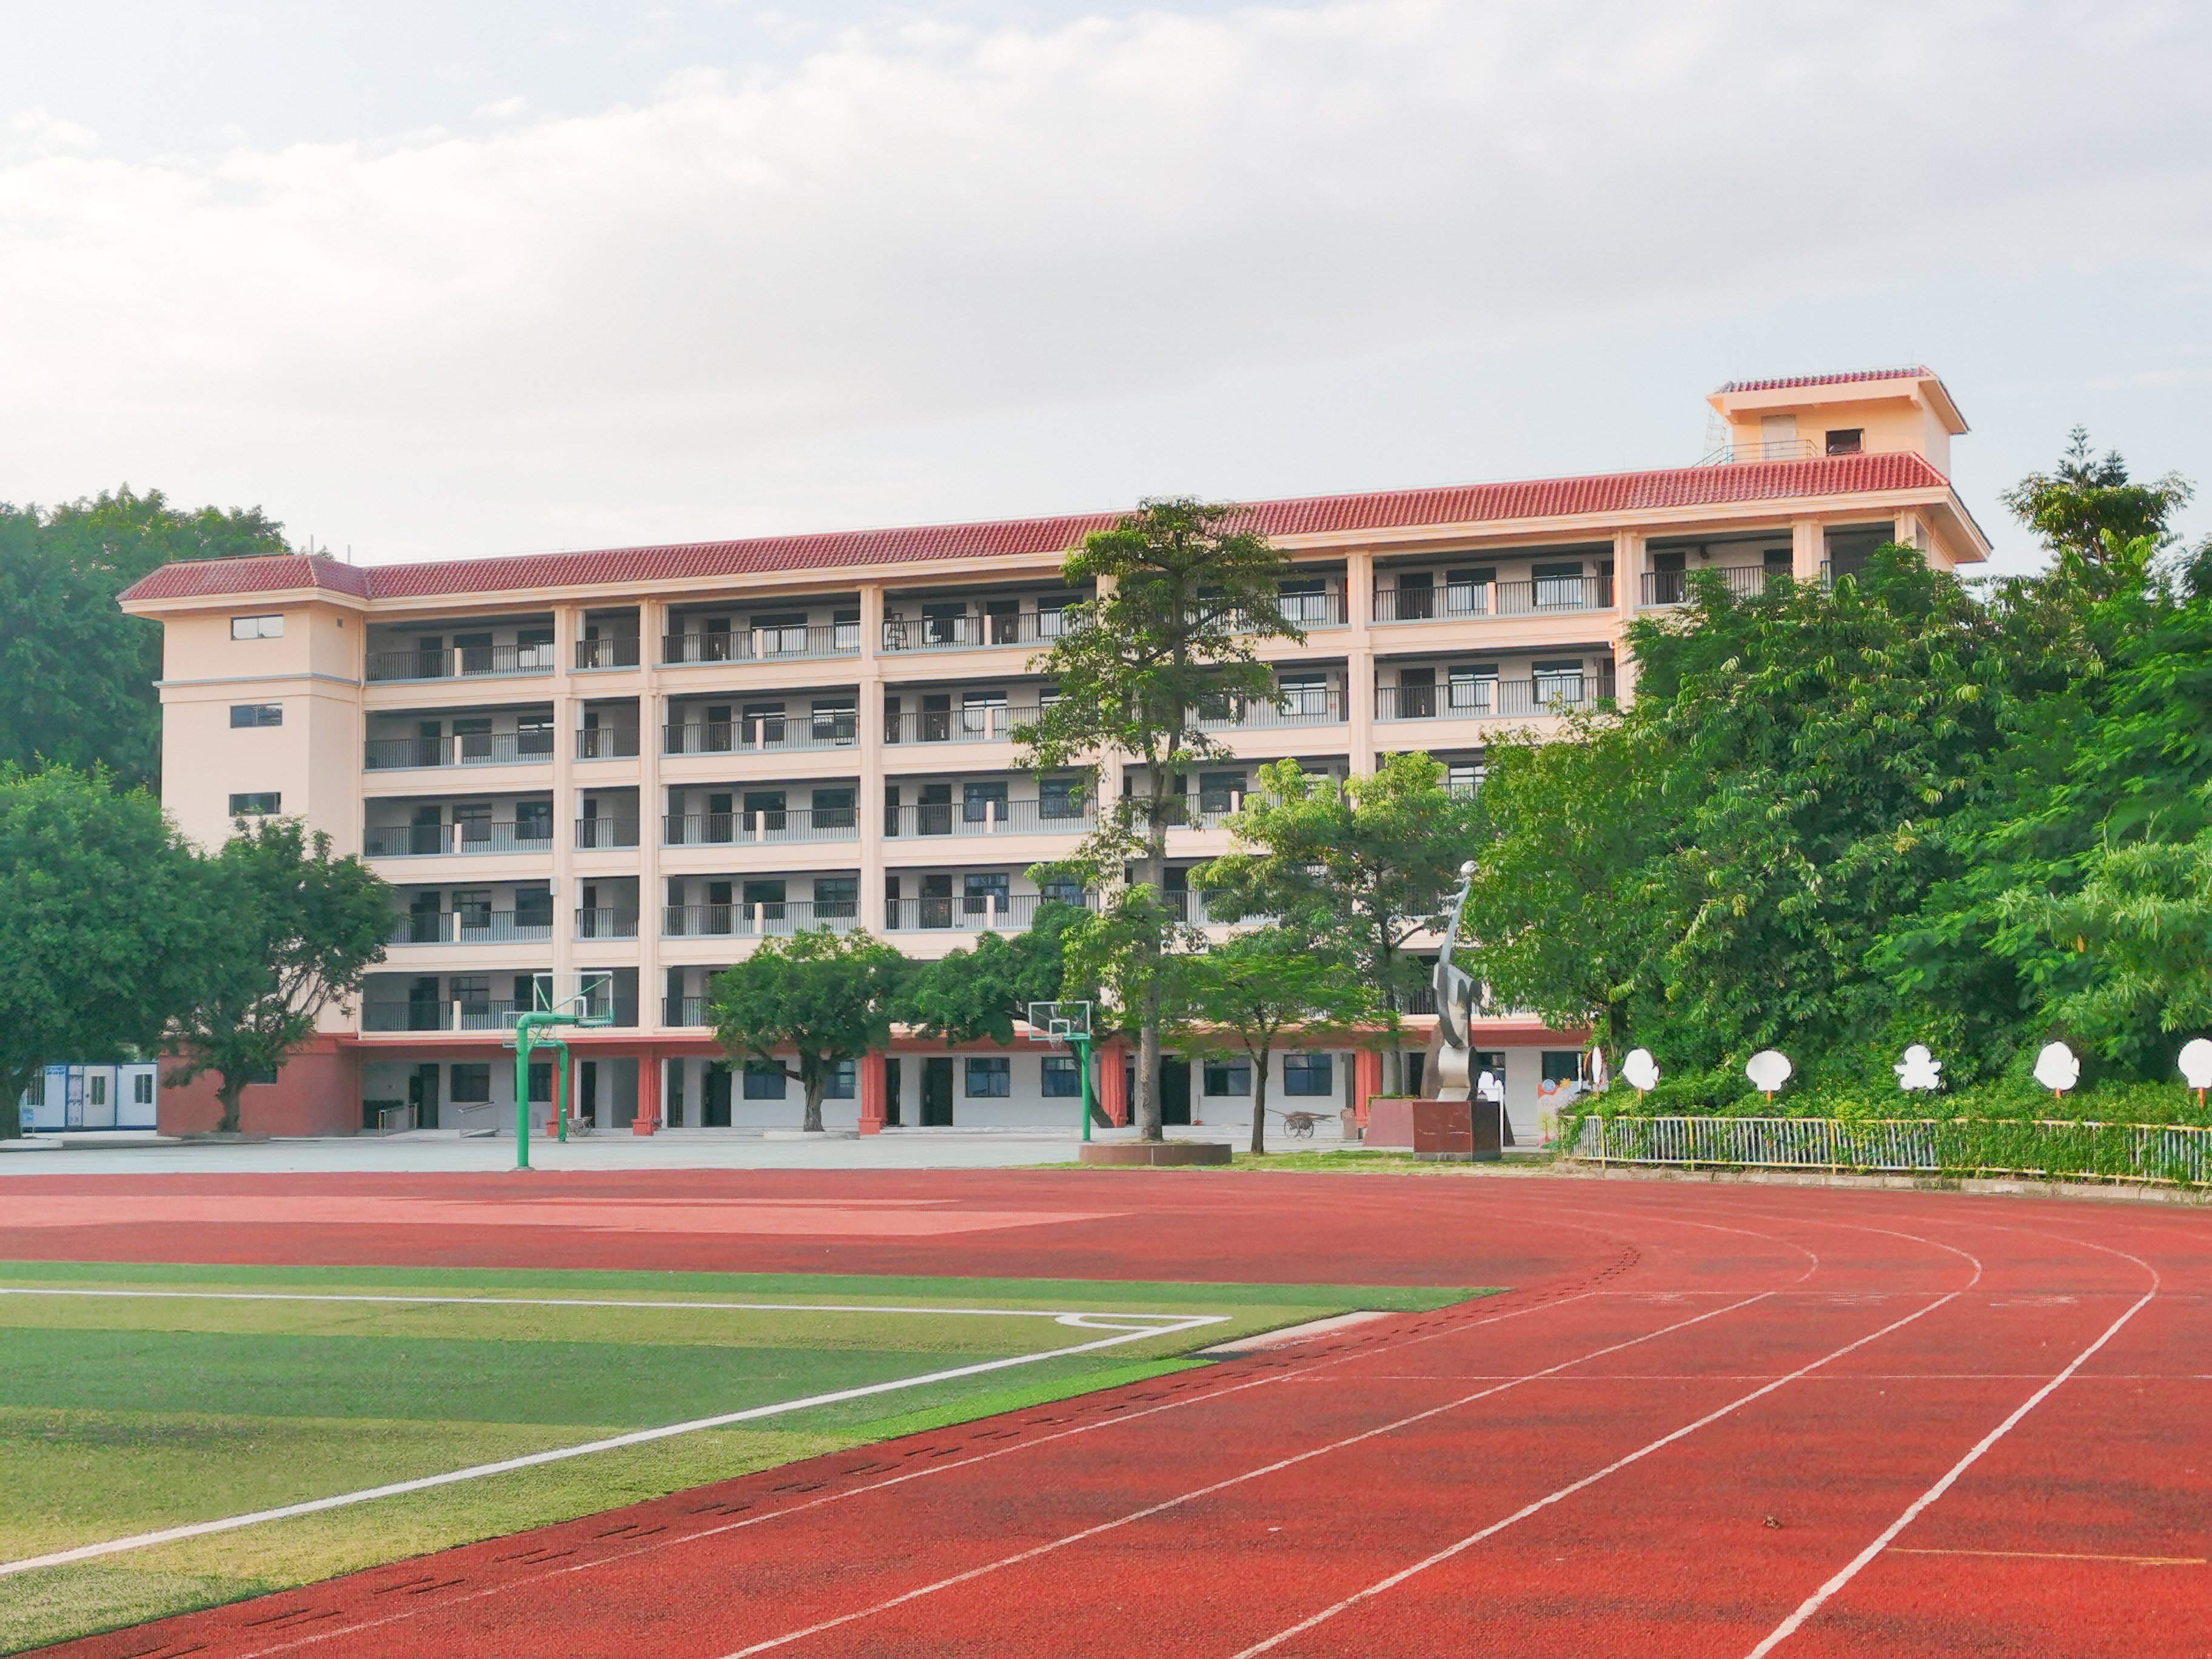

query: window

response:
[1825,428,1864,456]
[743,1061,788,1099]
[1282,1053,1334,1098]
[1203,1057,1252,1097]
[133,1073,154,1105]
[528,1063,552,1104]
[1198,771,1245,813]
[1541,1051,1583,1085]
[823,1058,857,1100]
[1042,1054,1080,1098]
[1278,671,1328,717]
[813,876,859,917]
[1040,874,1087,908]
[1041,776,1087,820]
[88,1074,107,1107]
[1447,761,1483,796]
[966,1056,1010,1098]
[230,704,283,728]
[1448,665,1497,712]
[449,1064,491,1103]
[229,792,281,816]
[247,1064,280,1085]
[230,614,284,640]
[1532,660,1585,706]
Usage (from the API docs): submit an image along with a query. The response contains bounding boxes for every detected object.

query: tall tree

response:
[1197,753,1480,1091]
[164,819,393,1134]
[0,488,290,791]
[1999,427,2191,577]
[1182,926,1374,1155]
[1016,497,1302,1139]
[708,930,908,1133]
[0,765,210,1138]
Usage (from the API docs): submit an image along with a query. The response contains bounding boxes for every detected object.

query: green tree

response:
[1017,497,1302,1139]
[0,765,210,1138]
[1197,753,1480,1092]
[708,930,908,1133]
[0,488,290,791]
[164,819,393,1134]
[1182,926,1375,1155]
[1999,427,2191,575]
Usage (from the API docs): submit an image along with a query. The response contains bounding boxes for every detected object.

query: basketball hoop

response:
[1026,1002,1097,1141]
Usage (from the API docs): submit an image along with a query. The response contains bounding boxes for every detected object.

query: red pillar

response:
[1096,1041,1129,1127]
[632,1050,660,1134]
[1354,1047,1382,1129]
[858,1050,886,1135]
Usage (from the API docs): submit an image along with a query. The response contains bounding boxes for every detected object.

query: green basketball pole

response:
[1076,1033,1093,1142]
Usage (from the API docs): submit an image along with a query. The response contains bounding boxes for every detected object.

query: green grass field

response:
[0,1261,1483,1654]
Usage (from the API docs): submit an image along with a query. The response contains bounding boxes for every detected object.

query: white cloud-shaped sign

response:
[2179,1039,2212,1091]
[1895,1045,1943,1091]
[2033,1041,2080,1094]
[1621,1048,1660,1092]
[1744,1050,1792,1094]
[1589,1048,1607,1090]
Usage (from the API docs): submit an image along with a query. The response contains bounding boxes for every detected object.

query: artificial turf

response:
[0,1261,1485,1653]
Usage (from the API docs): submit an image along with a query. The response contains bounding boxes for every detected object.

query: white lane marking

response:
[0,1312,1222,1579]
[714,1292,1786,1657]
[0,1285,1191,1327]
[1232,1290,1966,1658]
[1741,1259,2161,1657]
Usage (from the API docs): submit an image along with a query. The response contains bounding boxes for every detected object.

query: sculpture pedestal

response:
[1362,1096,1501,1162]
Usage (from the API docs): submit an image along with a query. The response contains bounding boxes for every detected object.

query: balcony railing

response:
[363,822,555,858]
[885,703,1044,745]
[1267,591,1348,629]
[1696,437,1820,465]
[574,907,641,940]
[663,714,860,755]
[575,636,642,670]
[882,892,1091,932]
[1373,575,1613,622]
[663,996,709,1027]
[663,623,859,664]
[386,910,556,946]
[364,731,555,770]
[663,900,863,938]
[365,643,557,683]
[575,726,640,760]
[362,999,525,1033]
[1639,565,1785,606]
[574,817,642,850]
[1190,689,1345,731]
[883,799,1095,839]
[881,607,1078,652]
[1375,676,1616,721]
[664,808,860,846]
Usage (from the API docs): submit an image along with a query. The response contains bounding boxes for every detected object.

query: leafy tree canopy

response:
[1179,924,1374,1155]
[708,930,908,1133]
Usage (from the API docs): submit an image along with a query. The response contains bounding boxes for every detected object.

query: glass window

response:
[230,614,283,639]
[964,872,1011,919]
[743,1061,788,1099]
[966,1056,1010,1097]
[1041,776,1087,819]
[813,876,859,917]
[1282,1053,1334,1098]
[1825,428,1864,456]
[1541,1050,1583,1084]
[134,1073,154,1105]
[228,792,281,815]
[1041,1054,1080,1098]
[823,1058,857,1100]
[1040,874,1088,908]
[229,704,283,728]
[1203,1057,1252,1097]
[449,1064,491,1104]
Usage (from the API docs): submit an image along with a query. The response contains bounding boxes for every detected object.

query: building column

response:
[1346,545,1377,776]
[1609,529,1642,704]
[858,1049,886,1135]
[551,603,581,1004]
[1354,1046,1383,1127]
[1893,509,1927,554]
[632,1048,660,1133]
[857,581,887,931]
[637,598,666,1031]
[1791,515,1823,582]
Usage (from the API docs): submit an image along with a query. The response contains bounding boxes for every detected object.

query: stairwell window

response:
[230,614,284,640]
[230,704,283,728]
[1825,428,1864,456]
[229,792,281,816]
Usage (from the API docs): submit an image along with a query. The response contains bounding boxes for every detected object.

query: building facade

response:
[119,368,1985,1141]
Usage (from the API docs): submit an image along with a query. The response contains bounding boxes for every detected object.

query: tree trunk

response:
[0,1065,27,1141]
[1249,1044,1270,1156]
[216,1078,245,1136]
[1135,759,1167,1142]
[802,1064,825,1134]
[1379,936,1405,1095]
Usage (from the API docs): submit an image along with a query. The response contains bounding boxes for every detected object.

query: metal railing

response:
[663,996,709,1027]
[386,910,556,945]
[884,704,1044,745]
[1375,676,1615,721]
[363,822,555,857]
[364,731,555,770]
[1569,1115,2212,1187]
[1695,437,1821,465]
[1640,565,1786,606]
[883,799,1094,839]
[573,907,640,939]
[662,900,863,937]
[1373,575,1612,621]
[574,817,640,849]
[575,726,640,760]
[664,808,861,845]
[365,642,558,682]
[575,636,641,669]
[881,608,1079,652]
[362,999,527,1033]
[882,892,1091,932]
[663,623,859,663]
[1268,591,1348,628]
[663,715,860,754]
[1190,689,1344,730]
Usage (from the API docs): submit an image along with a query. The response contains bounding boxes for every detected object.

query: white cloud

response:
[0,0,2207,559]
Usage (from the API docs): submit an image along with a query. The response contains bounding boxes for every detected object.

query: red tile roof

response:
[1718,366,1932,394]
[119,451,1954,606]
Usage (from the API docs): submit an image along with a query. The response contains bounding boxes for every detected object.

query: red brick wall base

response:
[158,1041,360,1138]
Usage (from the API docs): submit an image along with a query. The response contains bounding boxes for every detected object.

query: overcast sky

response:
[2,1,2207,573]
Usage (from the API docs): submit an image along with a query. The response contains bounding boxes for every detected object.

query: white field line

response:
[0,1310,1224,1579]
[1230,1290,1966,1658]
[716,1291,1786,1657]
[0,1286,1185,1329]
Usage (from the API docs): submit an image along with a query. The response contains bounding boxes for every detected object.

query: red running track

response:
[15,1169,2212,1658]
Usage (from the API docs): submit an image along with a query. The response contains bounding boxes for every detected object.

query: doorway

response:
[884,1057,902,1127]
[703,1062,731,1127]
[578,1061,599,1128]
[921,1057,954,1126]
[1159,1057,1191,1126]
[407,1064,440,1130]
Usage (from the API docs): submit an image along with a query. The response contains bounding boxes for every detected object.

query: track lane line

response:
[1229,1289,1968,1658]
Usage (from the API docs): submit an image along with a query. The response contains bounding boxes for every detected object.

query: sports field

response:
[0,1260,1472,1652]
